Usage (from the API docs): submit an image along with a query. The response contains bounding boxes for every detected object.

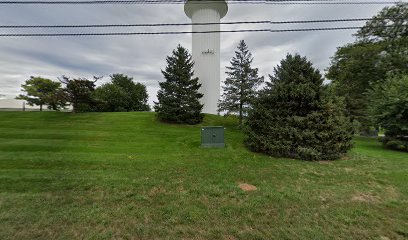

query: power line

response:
[266,0,407,4]
[1,25,407,36]
[1,18,406,29]
[0,0,405,4]
[0,21,270,28]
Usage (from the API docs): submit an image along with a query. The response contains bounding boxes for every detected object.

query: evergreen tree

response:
[245,54,353,161]
[218,40,264,125]
[154,45,203,124]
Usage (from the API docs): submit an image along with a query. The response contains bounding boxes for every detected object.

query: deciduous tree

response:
[326,3,408,134]
[110,74,150,111]
[61,76,98,113]
[368,75,408,151]
[16,76,66,111]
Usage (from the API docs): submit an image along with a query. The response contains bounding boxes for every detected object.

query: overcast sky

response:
[0,2,389,104]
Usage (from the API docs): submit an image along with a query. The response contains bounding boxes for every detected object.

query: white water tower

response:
[185,0,228,114]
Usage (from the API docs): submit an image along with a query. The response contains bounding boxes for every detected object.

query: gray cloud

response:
[0,3,387,105]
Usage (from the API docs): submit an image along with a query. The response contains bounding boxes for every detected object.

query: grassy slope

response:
[0,112,407,240]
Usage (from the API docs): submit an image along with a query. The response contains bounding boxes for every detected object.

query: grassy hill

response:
[0,112,407,239]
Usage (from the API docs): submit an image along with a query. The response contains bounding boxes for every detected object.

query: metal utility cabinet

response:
[201,126,225,148]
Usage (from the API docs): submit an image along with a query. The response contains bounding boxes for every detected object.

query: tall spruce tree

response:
[218,40,264,125]
[245,54,353,161]
[154,45,203,124]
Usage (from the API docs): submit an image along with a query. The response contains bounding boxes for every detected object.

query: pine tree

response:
[218,40,264,125]
[245,54,353,161]
[154,45,203,124]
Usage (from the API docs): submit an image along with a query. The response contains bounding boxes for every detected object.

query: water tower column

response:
[184,0,228,114]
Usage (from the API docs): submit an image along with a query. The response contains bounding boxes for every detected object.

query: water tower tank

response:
[185,0,228,114]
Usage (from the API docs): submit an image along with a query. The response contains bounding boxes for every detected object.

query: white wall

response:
[0,99,28,109]
[0,99,72,111]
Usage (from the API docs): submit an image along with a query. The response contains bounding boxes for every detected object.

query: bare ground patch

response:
[351,192,380,203]
[238,183,257,192]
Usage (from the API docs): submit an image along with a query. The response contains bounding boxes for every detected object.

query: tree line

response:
[155,3,407,157]
[326,3,407,151]
[17,74,150,113]
[16,3,407,158]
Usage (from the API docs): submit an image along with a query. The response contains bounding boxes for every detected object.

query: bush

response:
[245,54,353,161]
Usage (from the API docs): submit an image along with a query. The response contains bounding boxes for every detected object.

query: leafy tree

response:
[326,42,386,130]
[154,45,203,124]
[368,75,408,151]
[93,83,128,112]
[356,3,408,77]
[16,76,66,111]
[245,54,353,161]
[61,76,98,113]
[356,3,408,42]
[110,74,150,111]
[93,74,150,112]
[218,40,264,125]
[326,3,408,134]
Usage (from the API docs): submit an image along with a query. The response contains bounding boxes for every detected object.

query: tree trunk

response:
[40,104,43,112]
[239,103,243,127]
[239,79,243,127]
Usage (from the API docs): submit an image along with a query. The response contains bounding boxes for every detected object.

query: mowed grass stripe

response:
[0,112,407,239]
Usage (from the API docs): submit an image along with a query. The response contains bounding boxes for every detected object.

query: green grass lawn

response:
[0,112,407,239]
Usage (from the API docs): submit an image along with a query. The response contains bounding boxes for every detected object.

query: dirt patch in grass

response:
[149,186,166,196]
[343,167,354,173]
[351,192,379,203]
[318,160,332,164]
[238,183,257,192]
[224,235,237,240]
[385,186,400,200]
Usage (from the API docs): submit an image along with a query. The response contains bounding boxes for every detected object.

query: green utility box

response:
[201,126,225,148]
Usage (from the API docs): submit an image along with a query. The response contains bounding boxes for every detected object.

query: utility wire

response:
[1,24,407,36]
[1,18,405,28]
[0,0,405,4]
